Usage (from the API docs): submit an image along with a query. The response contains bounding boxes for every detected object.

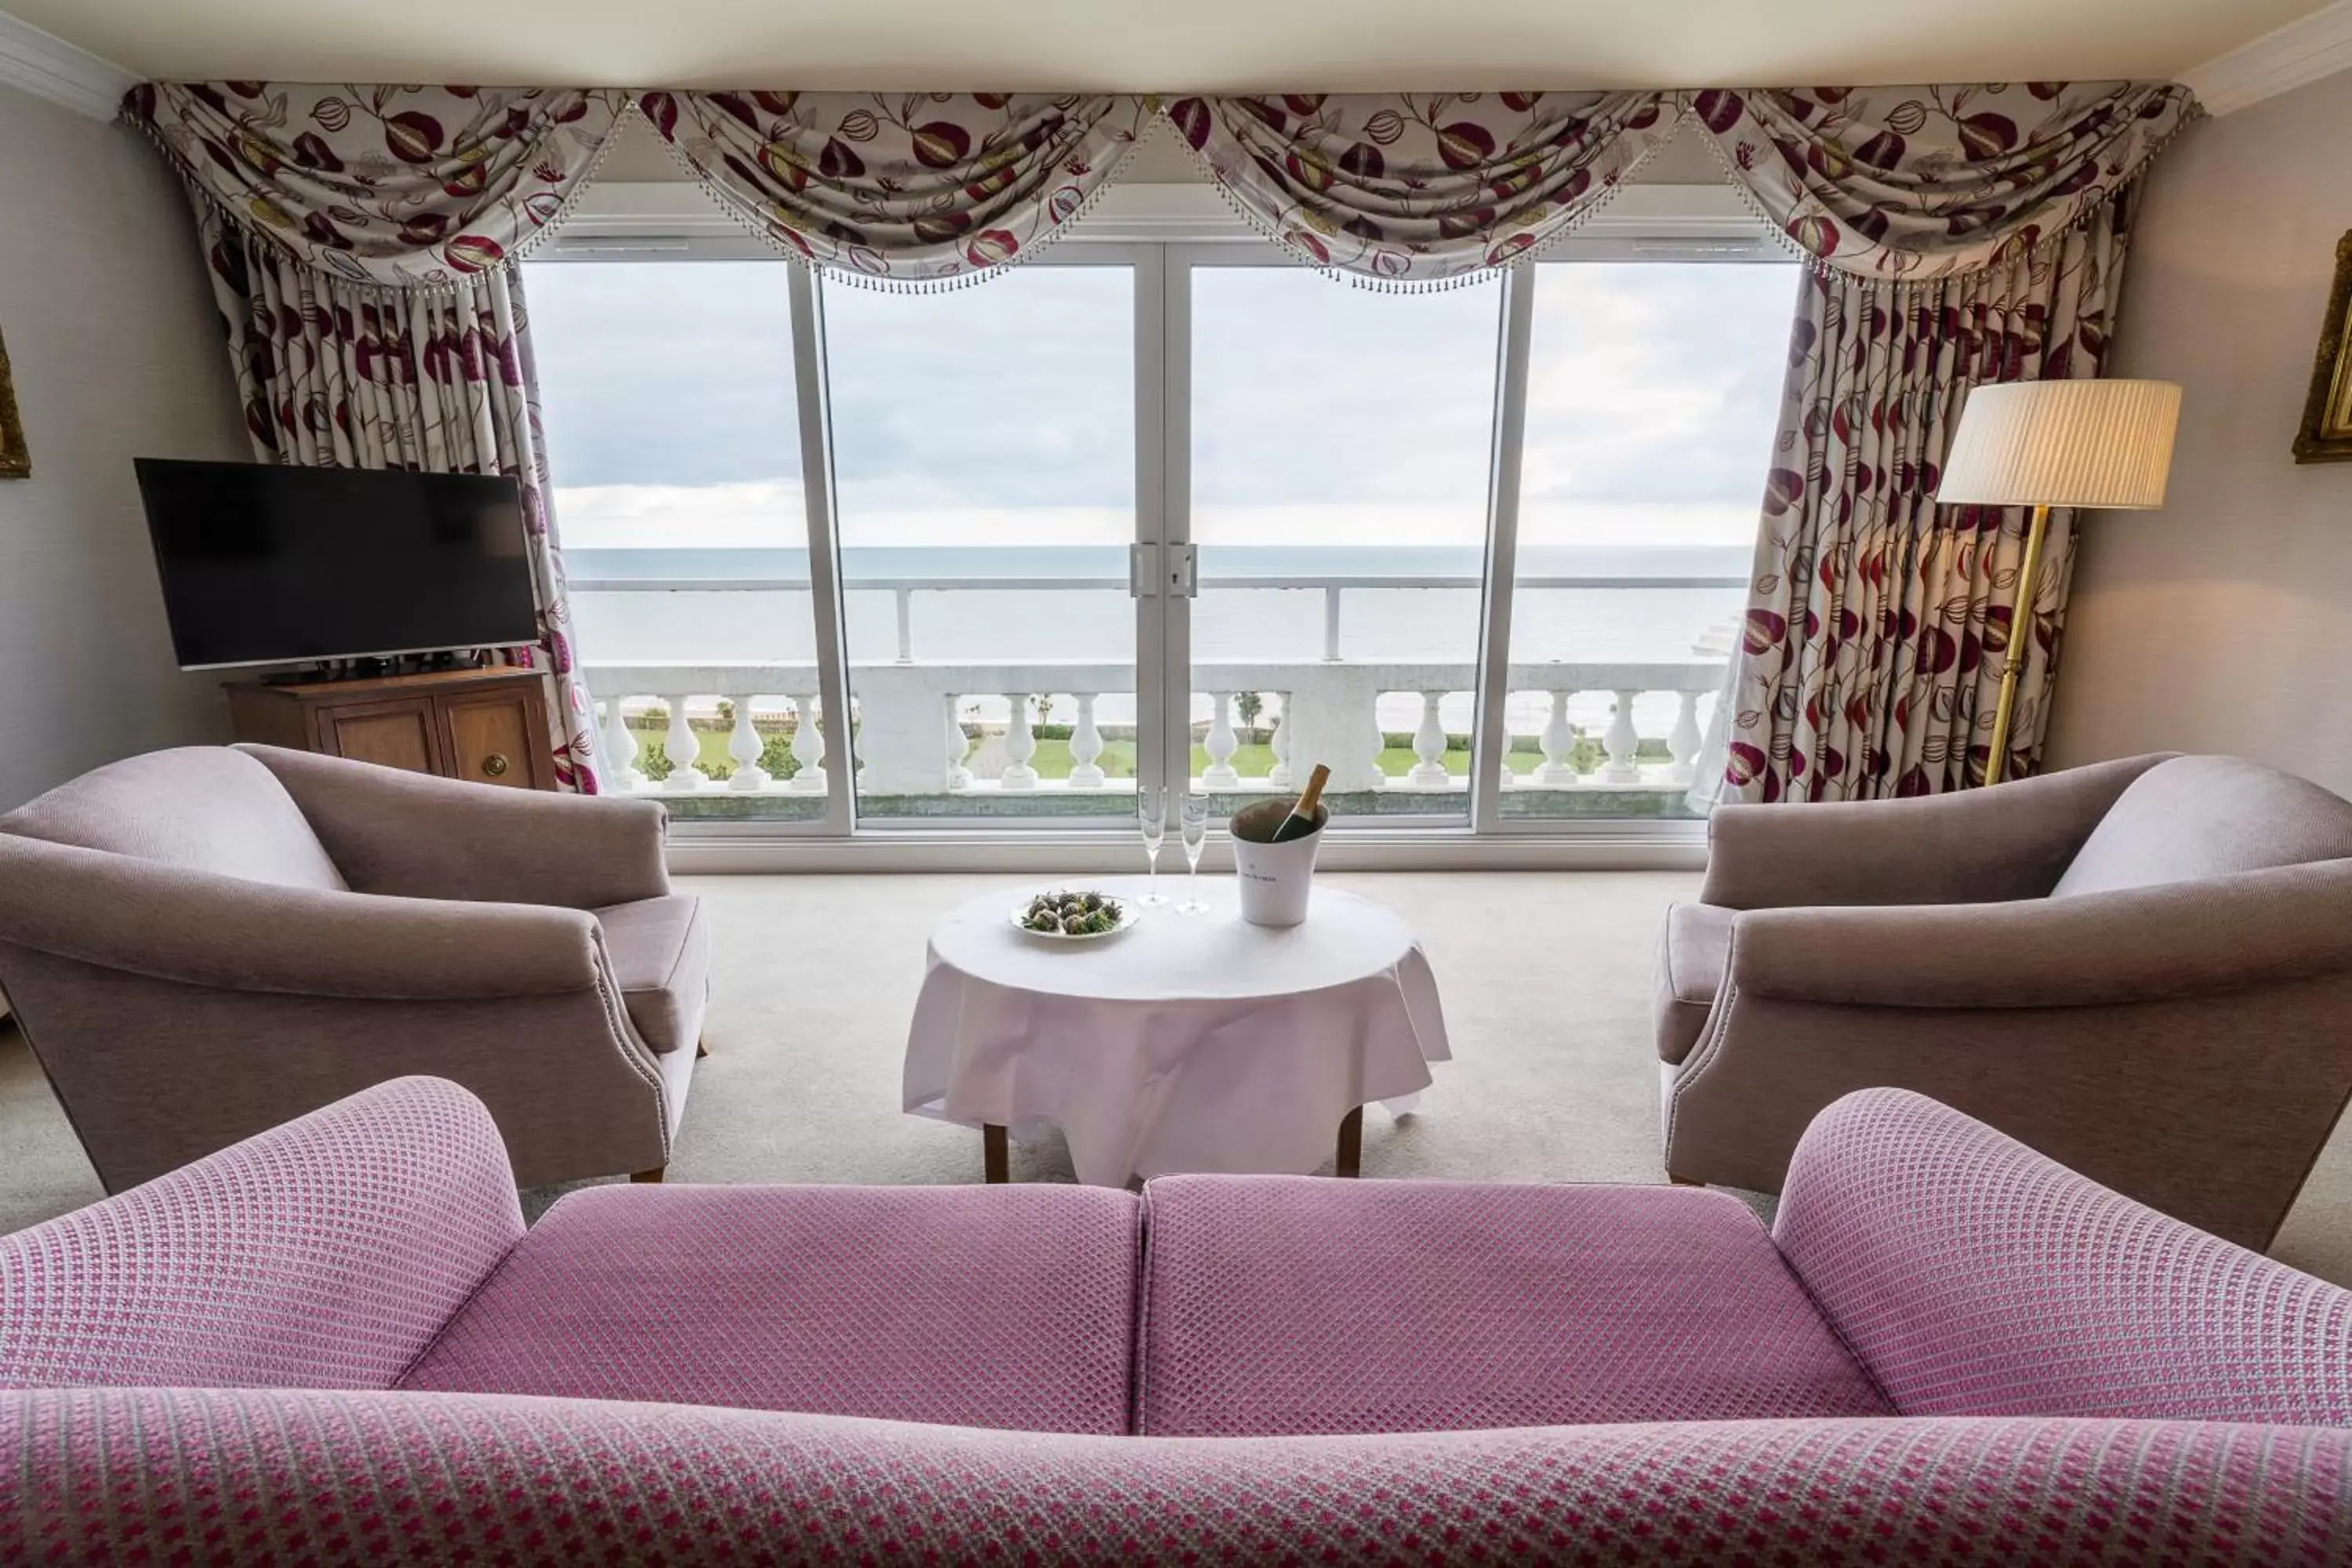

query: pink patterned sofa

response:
[3,1077,2349,1564]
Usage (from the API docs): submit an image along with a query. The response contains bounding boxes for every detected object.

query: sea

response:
[568,543,1746,737]
[557,488,1755,735]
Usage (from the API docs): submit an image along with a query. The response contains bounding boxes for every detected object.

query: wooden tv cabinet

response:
[225,667,556,791]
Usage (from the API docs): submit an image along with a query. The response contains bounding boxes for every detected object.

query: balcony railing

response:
[571,562,1737,808]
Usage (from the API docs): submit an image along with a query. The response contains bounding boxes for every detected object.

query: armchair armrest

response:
[1729,860,2352,1009]
[1698,753,2172,909]
[0,834,605,1000]
[237,743,671,909]
[0,1076,522,1391]
[1773,1087,2352,1423]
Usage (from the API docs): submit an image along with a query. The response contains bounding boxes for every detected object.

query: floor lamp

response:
[1936,378,2182,786]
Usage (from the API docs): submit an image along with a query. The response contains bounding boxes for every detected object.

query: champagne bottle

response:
[1269,763,1330,844]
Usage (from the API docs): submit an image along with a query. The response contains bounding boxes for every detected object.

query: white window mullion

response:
[1157,249,1196,797]
[789,268,857,837]
[1470,263,1536,833]
[1131,244,1174,811]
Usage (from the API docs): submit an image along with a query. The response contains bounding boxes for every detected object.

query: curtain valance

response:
[1162,93,1679,288]
[637,92,1155,289]
[125,82,630,290]
[124,81,2201,295]
[1681,82,2197,281]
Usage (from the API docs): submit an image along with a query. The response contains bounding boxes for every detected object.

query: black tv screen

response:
[135,459,540,670]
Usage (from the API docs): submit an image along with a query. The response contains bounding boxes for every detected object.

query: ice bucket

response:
[1228,796,1329,927]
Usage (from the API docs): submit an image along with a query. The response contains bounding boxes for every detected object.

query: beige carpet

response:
[4,870,2351,1285]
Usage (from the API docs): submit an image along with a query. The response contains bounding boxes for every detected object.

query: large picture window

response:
[530,260,828,820]
[529,190,1796,845]
[822,262,1140,819]
[1188,265,1504,821]
[1498,260,1798,820]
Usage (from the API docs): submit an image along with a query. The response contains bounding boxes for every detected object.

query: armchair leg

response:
[1668,1174,1702,1187]
[630,1166,666,1183]
[696,1036,710,1060]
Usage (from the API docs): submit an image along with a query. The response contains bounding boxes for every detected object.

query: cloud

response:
[528,256,1799,533]
[1518,263,1798,507]
[823,267,1134,511]
[529,261,804,488]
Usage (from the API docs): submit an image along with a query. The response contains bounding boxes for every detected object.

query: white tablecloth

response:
[904,877,1450,1185]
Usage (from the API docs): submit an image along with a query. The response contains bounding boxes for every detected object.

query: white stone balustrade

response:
[571,556,1740,801]
[1068,694,1106,789]
[1000,694,1040,790]
[1409,693,1450,788]
[661,695,707,793]
[582,659,1721,799]
[725,700,771,792]
[1202,694,1240,788]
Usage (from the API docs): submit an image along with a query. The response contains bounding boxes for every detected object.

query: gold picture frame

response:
[0,325,26,480]
[2296,231,2352,463]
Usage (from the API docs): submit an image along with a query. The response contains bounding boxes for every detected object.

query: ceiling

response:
[2,0,2328,90]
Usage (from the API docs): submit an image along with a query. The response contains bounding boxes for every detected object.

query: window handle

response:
[1130,543,1197,599]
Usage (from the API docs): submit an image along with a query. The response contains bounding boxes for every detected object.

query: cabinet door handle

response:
[481,753,510,779]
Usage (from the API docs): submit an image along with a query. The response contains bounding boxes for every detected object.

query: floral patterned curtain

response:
[1682,83,2192,281]
[1161,93,1678,287]
[123,82,625,791]
[636,92,1155,289]
[1690,82,2198,801]
[125,83,628,288]
[1720,197,2134,800]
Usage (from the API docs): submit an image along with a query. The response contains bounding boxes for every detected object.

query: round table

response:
[902,877,1450,1185]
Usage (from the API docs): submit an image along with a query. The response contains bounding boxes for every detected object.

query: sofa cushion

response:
[0,748,345,892]
[2052,755,2352,898]
[1655,902,1731,1065]
[593,895,708,1054]
[1136,1175,1891,1436]
[398,1182,1141,1435]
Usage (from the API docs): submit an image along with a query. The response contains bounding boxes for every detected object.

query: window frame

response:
[536,179,1789,865]
[820,242,1165,838]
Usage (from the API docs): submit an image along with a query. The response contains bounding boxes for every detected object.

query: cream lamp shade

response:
[1937,379,2182,510]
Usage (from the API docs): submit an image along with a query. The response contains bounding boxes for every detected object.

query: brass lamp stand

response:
[1981,502,2051,788]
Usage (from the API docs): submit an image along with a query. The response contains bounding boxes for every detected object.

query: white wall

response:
[0,81,245,810]
[2047,74,2352,793]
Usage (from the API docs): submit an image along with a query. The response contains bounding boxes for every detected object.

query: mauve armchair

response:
[0,743,705,1190]
[1659,752,2352,1248]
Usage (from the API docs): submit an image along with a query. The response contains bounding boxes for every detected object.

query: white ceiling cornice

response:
[2183,0,2352,115]
[0,7,136,121]
[3,0,2343,122]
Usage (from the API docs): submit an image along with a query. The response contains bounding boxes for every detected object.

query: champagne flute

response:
[1137,783,1168,905]
[1178,792,1211,915]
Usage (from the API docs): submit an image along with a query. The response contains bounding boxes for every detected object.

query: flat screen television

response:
[135,459,541,670]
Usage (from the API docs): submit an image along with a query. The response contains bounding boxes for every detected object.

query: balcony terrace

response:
[572,547,1739,822]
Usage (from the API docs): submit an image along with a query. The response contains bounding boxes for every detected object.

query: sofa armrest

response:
[1729,861,2352,1009]
[237,743,671,909]
[9,1392,2350,1563]
[0,1077,522,1391]
[1698,753,2172,909]
[1774,1087,2352,1423]
[0,833,605,1000]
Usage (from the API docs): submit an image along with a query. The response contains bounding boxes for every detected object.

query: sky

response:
[526,254,1798,552]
